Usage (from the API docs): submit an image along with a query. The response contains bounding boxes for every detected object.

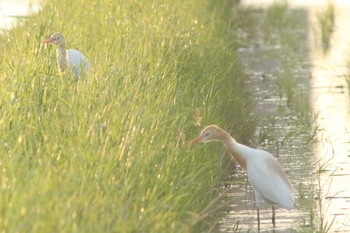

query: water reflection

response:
[220,4,314,232]
[229,0,350,232]
[0,0,40,30]
[309,1,350,231]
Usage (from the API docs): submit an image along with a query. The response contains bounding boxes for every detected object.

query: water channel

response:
[218,0,350,232]
[0,0,39,31]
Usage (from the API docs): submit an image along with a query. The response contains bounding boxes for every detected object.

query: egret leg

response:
[257,208,260,232]
[272,205,276,228]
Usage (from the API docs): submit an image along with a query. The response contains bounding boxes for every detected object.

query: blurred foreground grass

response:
[0,0,255,232]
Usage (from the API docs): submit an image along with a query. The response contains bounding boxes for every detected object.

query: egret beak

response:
[190,136,202,145]
[42,38,54,44]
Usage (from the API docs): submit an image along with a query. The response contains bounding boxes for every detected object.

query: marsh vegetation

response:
[0,0,256,232]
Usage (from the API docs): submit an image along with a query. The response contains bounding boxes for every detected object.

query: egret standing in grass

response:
[42,33,91,80]
[191,125,294,232]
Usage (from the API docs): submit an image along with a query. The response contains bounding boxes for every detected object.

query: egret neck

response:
[56,42,68,73]
[222,136,247,170]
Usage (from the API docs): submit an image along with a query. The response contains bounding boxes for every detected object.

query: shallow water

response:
[309,2,350,231]
[218,1,350,232]
[218,5,314,232]
[0,0,40,31]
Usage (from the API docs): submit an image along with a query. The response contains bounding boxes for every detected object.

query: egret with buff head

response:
[42,32,91,80]
[191,124,294,231]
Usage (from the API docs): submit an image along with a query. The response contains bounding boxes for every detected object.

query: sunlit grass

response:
[0,0,256,232]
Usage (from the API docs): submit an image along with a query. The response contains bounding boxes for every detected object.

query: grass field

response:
[0,0,255,232]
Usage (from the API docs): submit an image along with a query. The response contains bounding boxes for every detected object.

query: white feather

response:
[66,49,91,76]
[245,149,293,209]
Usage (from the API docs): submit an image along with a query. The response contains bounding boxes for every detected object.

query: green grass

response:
[0,0,255,232]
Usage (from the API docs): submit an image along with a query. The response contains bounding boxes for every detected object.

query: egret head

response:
[42,33,65,46]
[191,125,229,144]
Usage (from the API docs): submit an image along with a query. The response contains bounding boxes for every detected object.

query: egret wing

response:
[66,49,91,76]
[247,150,293,209]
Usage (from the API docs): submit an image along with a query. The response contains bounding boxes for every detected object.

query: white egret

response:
[42,32,91,80]
[191,124,294,231]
